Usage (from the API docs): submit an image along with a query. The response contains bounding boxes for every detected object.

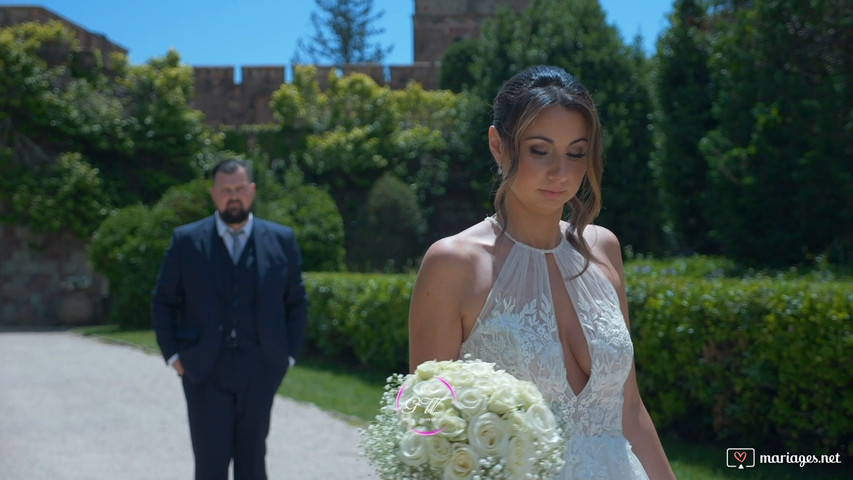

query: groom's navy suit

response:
[152,214,308,480]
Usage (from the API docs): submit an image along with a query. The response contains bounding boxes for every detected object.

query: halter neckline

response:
[488,216,567,254]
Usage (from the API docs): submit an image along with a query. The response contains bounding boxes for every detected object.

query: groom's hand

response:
[173,359,185,377]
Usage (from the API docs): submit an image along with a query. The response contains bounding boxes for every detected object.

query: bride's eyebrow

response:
[523,135,588,145]
[524,135,555,144]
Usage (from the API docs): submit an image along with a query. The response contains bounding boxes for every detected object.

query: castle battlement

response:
[191,63,441,125]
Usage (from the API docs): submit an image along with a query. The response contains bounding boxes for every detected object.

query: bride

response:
[408,65,676,479]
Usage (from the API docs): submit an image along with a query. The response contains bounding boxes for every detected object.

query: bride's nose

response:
[547,158,572,181]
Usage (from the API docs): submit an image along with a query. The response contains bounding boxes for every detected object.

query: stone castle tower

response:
[414,0,530,62]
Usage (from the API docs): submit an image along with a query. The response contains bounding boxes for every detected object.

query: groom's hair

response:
[211,158,254,182]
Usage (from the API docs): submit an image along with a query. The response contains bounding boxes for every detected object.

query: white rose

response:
[432,409,467,441]
[465,360,498,378]
[424,434,453,469]
[395,375,418,407]
[413,377,452,400]
[443,445,480,480]
[444,368,476,388]
[398,430,428,467]
[505,434,535,477]
[467,412,510,457]
[454,386,488,419]
[487,386,520,415]
[515,381,545,409]
[414,360,443,380]
[502,410,527,435]
[525,403,559,443]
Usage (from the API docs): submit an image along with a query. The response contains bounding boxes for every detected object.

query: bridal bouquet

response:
[360,359,566,479]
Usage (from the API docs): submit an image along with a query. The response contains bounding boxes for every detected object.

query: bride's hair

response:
[491,65,604,268]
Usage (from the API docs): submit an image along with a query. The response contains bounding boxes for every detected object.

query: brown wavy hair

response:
[491,65,604,269]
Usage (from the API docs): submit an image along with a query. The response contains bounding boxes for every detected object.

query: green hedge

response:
[303,273,413,374]
[629,275,852,455]
[302,269,852,455]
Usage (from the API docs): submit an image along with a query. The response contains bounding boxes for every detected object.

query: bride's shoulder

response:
[420,220,495,275]
[580,224,621,252]
[579,224,625,277]
[425,219,495,260]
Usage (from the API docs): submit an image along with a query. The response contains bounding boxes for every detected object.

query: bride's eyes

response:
[527,145,586,158]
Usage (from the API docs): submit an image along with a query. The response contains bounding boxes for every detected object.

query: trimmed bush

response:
[258,183,345,272]
[351,172,425,271]
[303,272,413,374]
[300,264,851,455]
[90,179,210,328]
[629,275,852,455]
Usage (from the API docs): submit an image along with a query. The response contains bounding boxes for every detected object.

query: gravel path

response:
[0,330,377,479]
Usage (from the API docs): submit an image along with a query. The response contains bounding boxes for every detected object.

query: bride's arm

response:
[588,226,677,480]
[408,237,472,372]
[622,367,676,479]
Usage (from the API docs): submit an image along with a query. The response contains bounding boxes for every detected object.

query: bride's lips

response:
[539,189,566,200]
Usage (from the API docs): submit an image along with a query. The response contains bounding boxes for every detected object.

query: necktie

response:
[227,229,244,263]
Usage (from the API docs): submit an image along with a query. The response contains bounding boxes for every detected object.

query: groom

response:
[152,158,308,480]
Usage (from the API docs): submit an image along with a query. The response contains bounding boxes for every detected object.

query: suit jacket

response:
[151,215,308,383]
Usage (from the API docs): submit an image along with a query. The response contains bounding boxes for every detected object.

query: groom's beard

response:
[220,201,252,224]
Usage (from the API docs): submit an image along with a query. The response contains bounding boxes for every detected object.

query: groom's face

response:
[210,166,256,226]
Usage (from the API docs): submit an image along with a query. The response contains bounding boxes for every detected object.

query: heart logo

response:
[734,451,747,463]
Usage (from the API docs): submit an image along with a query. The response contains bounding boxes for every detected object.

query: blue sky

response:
[2,1,674,73]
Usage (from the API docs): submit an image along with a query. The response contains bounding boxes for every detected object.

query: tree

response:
[0,21,221,238]
[270,66,482,270]
[105,49,218,205]
[357,172,426,271]
[469,0,664,255]
[653,0,716,254]
[293,0,392,65]
[700,0,852,267]
[439,38,479,92]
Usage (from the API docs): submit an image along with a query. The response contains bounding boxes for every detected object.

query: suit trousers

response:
[181,344,286,480]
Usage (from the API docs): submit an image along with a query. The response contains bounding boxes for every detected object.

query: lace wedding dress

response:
[459,218,649,479]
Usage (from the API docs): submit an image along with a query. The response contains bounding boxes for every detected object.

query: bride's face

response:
[497,106,589,216]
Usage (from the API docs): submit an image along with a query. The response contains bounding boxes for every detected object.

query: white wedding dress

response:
[459,218,649,479]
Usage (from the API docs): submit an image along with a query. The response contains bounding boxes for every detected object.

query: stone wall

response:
[193,66,285,126]
[192,62,441,126]
[0,225,108,327]
[0,6,127,59]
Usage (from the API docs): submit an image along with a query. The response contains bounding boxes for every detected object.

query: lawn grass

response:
[78,324,161,353]
[77,325,847,479]
[76,325,388,424]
